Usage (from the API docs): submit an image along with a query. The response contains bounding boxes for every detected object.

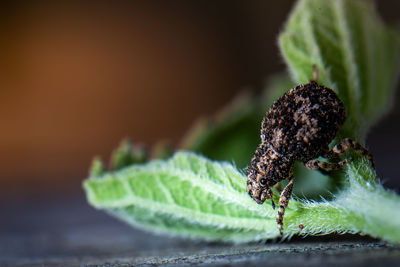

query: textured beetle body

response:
[263,82,346,162]
[247,81,345,202]
[246,80,374,234]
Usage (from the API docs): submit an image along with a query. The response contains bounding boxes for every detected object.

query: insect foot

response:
[246,76,375,235]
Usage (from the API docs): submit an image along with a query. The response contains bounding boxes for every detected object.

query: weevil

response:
[246,68,374,234]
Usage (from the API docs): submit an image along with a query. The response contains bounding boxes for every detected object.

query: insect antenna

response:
[312,64,319,82]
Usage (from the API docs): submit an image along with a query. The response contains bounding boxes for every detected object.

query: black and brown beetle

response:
[246,69,374,234]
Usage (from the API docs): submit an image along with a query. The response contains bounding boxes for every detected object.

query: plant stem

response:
[285,160,400,243]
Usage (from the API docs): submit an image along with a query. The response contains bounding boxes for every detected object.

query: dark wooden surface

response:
[1,192,400,267]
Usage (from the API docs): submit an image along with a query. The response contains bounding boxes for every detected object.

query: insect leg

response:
[276,176,294,235]
[305,158,349,173]
[324,138,375,168]
[266,187,276,210]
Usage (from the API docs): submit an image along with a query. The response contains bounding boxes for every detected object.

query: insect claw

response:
[271,199,276,210]
[266,188,275,209]
[278,225,283,235]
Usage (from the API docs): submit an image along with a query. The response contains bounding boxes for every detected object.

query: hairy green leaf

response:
[84,152,400,243]
[279,0,400,140]
[84,152,279,242]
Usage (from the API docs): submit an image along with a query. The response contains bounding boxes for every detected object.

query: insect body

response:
[246,78,374,234]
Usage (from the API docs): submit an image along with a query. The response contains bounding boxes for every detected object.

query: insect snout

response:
[247,184,269,204]
[246,166,271,204]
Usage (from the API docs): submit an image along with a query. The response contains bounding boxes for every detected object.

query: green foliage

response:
[84,152,278,242]
[89,157,105,178]
[279,0,400,140]
[180,93,264,169]
[110,139,147,170]
[181,74,296,169]
[84,152,400,243]
[83,0,400,243]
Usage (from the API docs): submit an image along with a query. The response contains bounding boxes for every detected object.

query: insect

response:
[246,68,374,234]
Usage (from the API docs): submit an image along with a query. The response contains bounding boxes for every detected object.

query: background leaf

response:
[179,92,263,169]
[110,139,147,170]
[279,0,400,140]
[180,73,295,169]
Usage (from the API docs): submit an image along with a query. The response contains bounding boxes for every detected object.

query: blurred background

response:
[1,1,400,263]
[1,0,400,201]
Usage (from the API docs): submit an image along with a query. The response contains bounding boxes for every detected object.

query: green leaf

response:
[83,0,400,244]
[83,152,400,243]
[279,0,400,140]
[84,152,279,242]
